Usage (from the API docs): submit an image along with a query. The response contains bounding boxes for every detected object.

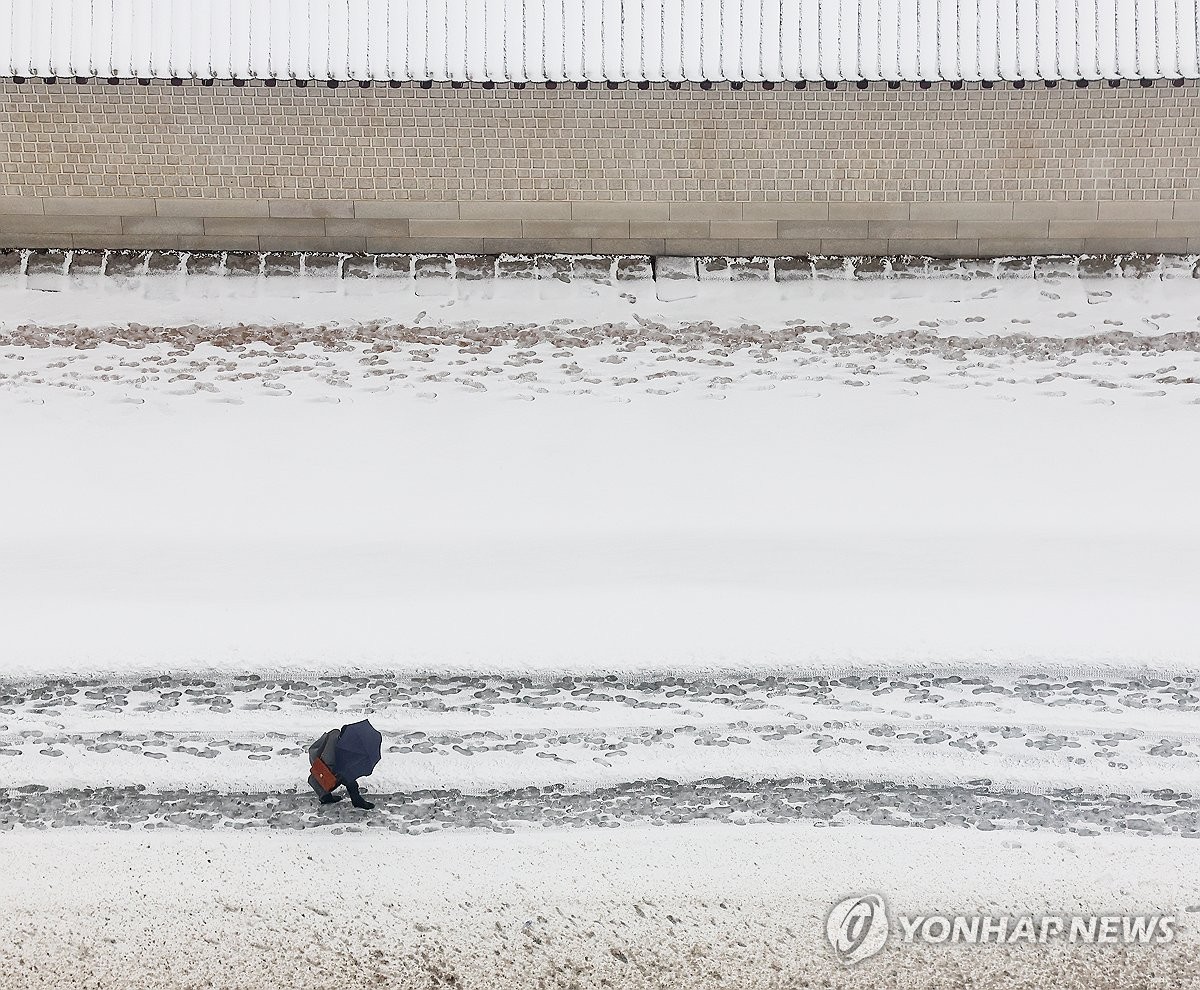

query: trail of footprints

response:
[2,674,1198,833]
[3,320,1200,403]
[4,777,1198,838]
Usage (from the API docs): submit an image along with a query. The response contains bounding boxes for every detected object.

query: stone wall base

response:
[5,249,1198,287]
[2,198,1199,258]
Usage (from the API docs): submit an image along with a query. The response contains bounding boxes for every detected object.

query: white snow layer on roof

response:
[0,0,1195,83]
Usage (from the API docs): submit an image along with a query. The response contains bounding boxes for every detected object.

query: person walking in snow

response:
[307,720,381,810]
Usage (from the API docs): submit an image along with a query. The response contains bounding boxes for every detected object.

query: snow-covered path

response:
[3,267,1200,823]
[4,671,1198,835]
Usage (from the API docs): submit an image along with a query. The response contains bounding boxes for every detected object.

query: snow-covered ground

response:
[5,826,1198,990]
[2,263,1198,986]
[1,265,1199,673]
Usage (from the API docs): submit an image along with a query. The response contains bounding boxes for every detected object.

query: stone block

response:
[122,217,205,236]
[778,221,869,239]
[667,203,743,220]
[43,197,156,217]
[353,202,460,219]
[571,202,670,220]
[828,203,910,220]
[743,202,830,220]
[459,202,571,220]
[629,221,710,239]
[157,199,270,218]
[1013,202,1100,220]
[710,221,778,239]
[0,197,46,216]
[223,252,263,276]
[263,253,303,276]
[268,201,355,219]
[909,202,1015,220]
[653,255,699,301]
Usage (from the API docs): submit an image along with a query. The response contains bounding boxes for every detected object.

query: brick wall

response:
[2,81,1199,257]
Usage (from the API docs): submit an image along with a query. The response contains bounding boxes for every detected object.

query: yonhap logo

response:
[824,892,1176,965]
[826,892,890,965]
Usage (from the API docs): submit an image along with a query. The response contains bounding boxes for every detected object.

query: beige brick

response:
[177,236,262,252]
[661,239,742,256]
[203,218,325,236]
[987,239,1086,256]
[71,234,180,250]
[0,196,46,216]
[667,204,743,221]
[409,220,524,237]
[353,202,460,219]
[571,202,670,221]
[591,238,667,255]
[0,215,122,234]
[868,221,958,239]
[122,217,205,236]
[260,235,366,253]
[1048,221,1159,239]
[158,199,270,218]
[956,220,1050,239]
[828,203,910,220]
[817,238,889,256]
[779,220,869,239]
[325,219,411,237]
[0,235,70,249]
[42,197,156,217]
[1154,220,1200,238]
[364,237,486,253]
[483,238,592,254]
[747,238,824,255]
[268,200,355,219]
[888,238,981,257]
[521,221,629,239]
[710,221,778,239]
[629,221,710,239]
[460,202,571,220]
[1012,202,1099,220]
[1082,237,1189,253]
[743,203,830,221]
[1098,201,1174,221]
[909,203,1015,221]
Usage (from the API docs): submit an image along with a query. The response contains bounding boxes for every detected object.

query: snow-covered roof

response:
[1,0,1196,84]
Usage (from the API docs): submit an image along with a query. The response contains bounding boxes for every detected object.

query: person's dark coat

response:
[308,726,374,809]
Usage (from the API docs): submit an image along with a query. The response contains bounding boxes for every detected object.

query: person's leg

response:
[343,777,374,810]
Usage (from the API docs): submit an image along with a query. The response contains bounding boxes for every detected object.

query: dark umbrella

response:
[334,719,383,779]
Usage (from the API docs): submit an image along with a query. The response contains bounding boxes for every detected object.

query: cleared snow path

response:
[7,778,1200,837]
[4,672,1198,834]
